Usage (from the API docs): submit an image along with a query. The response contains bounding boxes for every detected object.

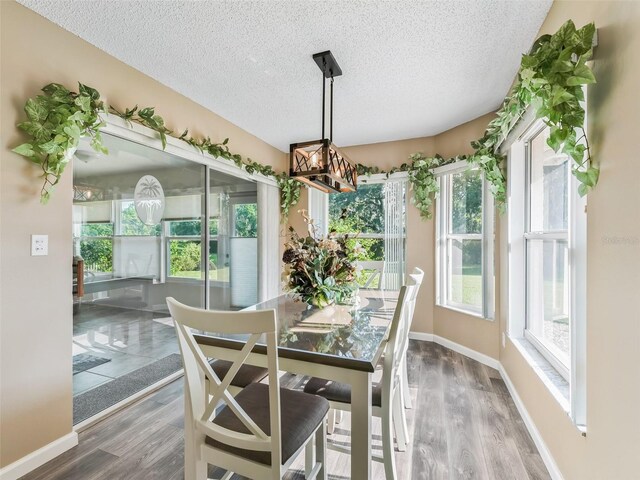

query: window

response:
[525,126,571,372]
[436,164,494,318]
[324,180,407,289]
[117,200,161,236]
[507,119,587,427]
[165,220,203,280]
[78,223,114,274]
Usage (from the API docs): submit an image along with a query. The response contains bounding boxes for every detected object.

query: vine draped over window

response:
[12,20,596,221]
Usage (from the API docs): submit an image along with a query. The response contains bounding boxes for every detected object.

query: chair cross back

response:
[166,297,282,463]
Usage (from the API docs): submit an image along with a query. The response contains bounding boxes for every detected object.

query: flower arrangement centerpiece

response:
[282,210,361,308]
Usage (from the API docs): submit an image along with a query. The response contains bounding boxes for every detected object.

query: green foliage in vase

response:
[282,211,359,307]
[12,83,107,203]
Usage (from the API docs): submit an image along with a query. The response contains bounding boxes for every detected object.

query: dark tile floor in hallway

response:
[73,304,178,397]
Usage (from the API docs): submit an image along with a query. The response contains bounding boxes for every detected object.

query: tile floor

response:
[72,303,178,397]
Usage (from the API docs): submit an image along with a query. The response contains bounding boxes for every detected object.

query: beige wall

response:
[498,2,640,479]
[0,1,286,467]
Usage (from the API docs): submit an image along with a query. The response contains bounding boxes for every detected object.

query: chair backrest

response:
[382,284,418,393]
[357,261,386,290]
[397,267,424,364]
[406,267,424,329]
[408,267,425,288]
[166,297,282,466]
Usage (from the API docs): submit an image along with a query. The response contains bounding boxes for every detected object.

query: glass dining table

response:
[194,288,400,480]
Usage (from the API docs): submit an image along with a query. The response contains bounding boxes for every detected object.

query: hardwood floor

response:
[22,341,550,480]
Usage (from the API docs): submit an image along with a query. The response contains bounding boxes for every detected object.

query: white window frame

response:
[435,161,495,320]
[523,122,571,379]
[506,113,587,429]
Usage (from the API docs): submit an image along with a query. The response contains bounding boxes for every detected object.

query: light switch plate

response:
[31,234,48,256]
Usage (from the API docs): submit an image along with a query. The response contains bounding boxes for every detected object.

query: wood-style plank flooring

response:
[22,341,550,480]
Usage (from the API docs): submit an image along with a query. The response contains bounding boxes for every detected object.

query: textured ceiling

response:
[19,0,552,151]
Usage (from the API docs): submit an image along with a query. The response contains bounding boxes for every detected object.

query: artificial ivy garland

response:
[12,83,302,218]
[357,20,597,217]
[12,20,595,220]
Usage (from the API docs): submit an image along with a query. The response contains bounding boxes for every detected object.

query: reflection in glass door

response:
[208,169,258,310]
[72,133,206,423]
[72,133,265,424]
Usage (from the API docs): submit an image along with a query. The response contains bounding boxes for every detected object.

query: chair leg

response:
[402,357,412,409]
[335,409,343,424]
[382,397,398,480]
[305,434,316,478]
[327,409,336,435]
[393,392,409,452]
[184,415,207,480]
[316,420,327,480]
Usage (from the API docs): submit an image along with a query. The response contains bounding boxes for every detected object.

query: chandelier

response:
[289,51,357,193]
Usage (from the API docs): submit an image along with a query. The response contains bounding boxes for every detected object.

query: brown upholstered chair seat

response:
[206,383,329,465]
[303,377,383,407]
[209,359,269,388]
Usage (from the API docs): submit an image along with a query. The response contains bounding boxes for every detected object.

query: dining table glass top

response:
[195,288,399,372]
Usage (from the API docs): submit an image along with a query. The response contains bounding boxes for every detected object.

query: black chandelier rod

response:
[314,51,341,143]
[330,76,334,142]
[322,61,326,140]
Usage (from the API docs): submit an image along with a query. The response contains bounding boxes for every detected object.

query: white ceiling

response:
[20,0,552,152]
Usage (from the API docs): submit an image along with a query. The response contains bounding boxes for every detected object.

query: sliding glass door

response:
[72,131,264,423]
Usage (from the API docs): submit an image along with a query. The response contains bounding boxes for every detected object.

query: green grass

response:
[451,273,482,308]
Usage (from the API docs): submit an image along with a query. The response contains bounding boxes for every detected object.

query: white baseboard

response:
[407,331,433,342]
[1,370,184,479]
[0,431,78,480]
[409,331,500,370]
[409,331,562,480]
[499,364,564,480]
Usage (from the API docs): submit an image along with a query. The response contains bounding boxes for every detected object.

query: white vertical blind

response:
[308,188,328,236]
[230,237,258,307]
[383,180,406,290]
[257,182,281,302]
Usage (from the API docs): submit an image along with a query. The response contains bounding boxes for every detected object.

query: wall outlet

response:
[502,332,506,349]
[31,234,48,256]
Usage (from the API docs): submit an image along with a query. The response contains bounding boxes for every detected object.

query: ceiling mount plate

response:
[312,50,342,78]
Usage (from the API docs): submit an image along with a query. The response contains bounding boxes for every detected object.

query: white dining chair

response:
[303,283,418,480]
[357,260,386,289]
[400,267,424,411]
[167,297,329,480]
[390,267,425,453]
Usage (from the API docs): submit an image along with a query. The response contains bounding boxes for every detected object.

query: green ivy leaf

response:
[566,64,596,86]
[12,143,36,158]
[25,98,48,122]
[78,83,100,100]
[63,124,81,142]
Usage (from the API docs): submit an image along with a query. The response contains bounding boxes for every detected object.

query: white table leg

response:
[350,371,372,480]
